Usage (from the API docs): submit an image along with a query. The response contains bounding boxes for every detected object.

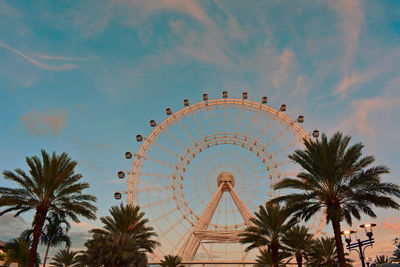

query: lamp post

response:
[341,223,377,267]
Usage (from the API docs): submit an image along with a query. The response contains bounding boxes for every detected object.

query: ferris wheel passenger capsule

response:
[222,91,228,98]
[150,120,157,127]
[166,108,172,115]
[136,135,143,142]
[203,94,208,101]
[297,115,304,123]
[184,99,190,106]
[125,152,132,159]
[262,96,268,104]
[313,129,320,138]
[280,104,287,112]
[242,91,248,99]
[117,170,125,179]
[114,192,122,200]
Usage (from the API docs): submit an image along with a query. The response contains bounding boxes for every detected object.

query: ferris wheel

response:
[116,91,323,265]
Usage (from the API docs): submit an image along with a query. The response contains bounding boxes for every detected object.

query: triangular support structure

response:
[178,175,253,261]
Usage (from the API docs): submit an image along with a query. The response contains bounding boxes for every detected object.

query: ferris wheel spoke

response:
[138,172,173,178]
[141,156,176,168]
[152,205,181,223]
[139,185,170,193]
[147,138,182,159]
[159,127,189,152]
[264,125,292,149]
[142,196,174,209]
[177,120,197,143]
[273,140,299,157]
[228,192,241,226]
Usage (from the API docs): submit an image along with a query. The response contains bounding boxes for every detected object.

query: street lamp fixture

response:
[341,223,377,267]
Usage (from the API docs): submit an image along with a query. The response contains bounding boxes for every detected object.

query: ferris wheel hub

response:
[217,171,235,190]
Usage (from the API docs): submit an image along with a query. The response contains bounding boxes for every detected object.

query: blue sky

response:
[1,0,400,262]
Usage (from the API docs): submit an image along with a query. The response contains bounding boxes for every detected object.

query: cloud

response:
[0,41,79,71]
[29,53,87,62]
[330,0,364,75]
[0,214,30,241]
[273,49,294,93]
[339,96,399,136]
[135,0,212,25]
[20,109,68,135]
[334,72,370,96]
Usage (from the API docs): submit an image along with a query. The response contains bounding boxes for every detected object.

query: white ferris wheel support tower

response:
[179,172,252,261]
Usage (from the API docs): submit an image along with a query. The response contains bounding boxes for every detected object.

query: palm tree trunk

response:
[271,243,279,267]
[42,243,51,267]
[331,218,347,267]
[295,252,302,267]
[27,207,47,267]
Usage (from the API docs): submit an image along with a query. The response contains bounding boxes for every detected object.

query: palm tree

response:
[0,150,97,267]
[2,236,40,267]
[307,237,340,267]
[270,132,400,267]
[49,248,80,267]
[254,249,291,267]
[282,225,314,267]
[393,237,400,261]
[80,203,158,267]
[375,255,388,264]
[160,255,185,267]
[239,202,297,267]
[23,213,71,267]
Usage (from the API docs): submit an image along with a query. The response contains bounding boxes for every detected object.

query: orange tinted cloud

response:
[20,109,68,135]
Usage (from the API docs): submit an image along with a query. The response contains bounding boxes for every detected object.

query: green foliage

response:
[2,236,41,267]
[0,150,97,220]
[49,248,80,267]
[375,255,388,263]
[160,255,185,267]
[271,132,400,267]
[0,150,97,266]
[307,237,352,267]
[240,202,297,266]
[282,225,314,266]
[254,249,291,267]
[79,203,158,267]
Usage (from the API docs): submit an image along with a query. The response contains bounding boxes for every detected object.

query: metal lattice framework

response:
[116,93,325,265]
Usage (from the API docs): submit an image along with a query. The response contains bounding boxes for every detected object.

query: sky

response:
[0,0,400,265]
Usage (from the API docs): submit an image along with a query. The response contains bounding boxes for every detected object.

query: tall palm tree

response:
[160,255,185,267]
[49,248,80,267]
[271,132,400,267]
[239,203,297,267]
[2,236,41,267]
[22,213,71,267]
[0,150,97,267]
[282,225,314,267]
[80,203,158,267]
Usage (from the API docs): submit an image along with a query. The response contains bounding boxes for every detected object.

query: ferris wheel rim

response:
[128,97,310,205]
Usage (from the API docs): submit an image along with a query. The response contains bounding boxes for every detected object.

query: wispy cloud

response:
[29,53,87,62]
[0,41,79,71]
[330,0,364,74]
[273,49,294,94]
[330,0,364,96]
[136,0,212,25]
[20,109,68,135]
[334,72,370,96]
[339,96,399,136]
